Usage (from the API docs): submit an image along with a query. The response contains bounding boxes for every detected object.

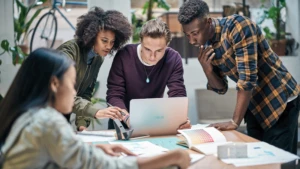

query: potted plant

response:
[258,0,287,56]
[142,0,170,21]
[0,0,46,65]
[131,0,170,42]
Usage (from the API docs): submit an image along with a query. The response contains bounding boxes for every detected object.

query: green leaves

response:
[91,98,106,104]
[14,0,47,44]
[263,27,273,40]
[0,40,27,65]
[279,0,286,7]
[0,0,45,66]
[142,1,149,15]
[1,40,10,52]
[259,0,286,40]
[142,0,170,21]
[155,0,170,11]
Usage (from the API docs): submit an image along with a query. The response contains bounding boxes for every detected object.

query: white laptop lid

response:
[129,97,188,137]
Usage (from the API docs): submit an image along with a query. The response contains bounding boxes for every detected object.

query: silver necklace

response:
[143,65,155,83]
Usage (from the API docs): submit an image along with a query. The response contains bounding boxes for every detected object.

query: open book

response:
[177,127,230,155]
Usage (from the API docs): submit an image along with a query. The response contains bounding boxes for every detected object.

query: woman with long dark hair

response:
[0,48,190,169]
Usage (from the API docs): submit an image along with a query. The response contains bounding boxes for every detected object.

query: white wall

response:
[0,0,19,97]
[88,0,131,23]
[286,0,300,55]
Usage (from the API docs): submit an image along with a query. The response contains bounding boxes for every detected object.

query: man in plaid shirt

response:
[178,0,300,154]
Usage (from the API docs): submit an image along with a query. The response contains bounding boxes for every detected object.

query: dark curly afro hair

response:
[178,0,209,25]
[75,7,132,53]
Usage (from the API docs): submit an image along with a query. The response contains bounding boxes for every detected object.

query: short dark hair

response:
[139,19,172,44]
[75,7,132,53]
[178,0,209,25]
[0,48,74,145]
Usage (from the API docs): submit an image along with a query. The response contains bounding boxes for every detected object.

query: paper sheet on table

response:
[191,124,209,129]
[139,152,204,164]
[221,142,299,167]
[110,141,168,155]
[111,141,204,164]
[76,134,116,142]
[77,130,116,137]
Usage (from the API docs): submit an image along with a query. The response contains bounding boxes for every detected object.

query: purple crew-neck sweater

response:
[106,44,186,111]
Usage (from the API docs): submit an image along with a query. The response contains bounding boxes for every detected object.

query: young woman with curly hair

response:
[57,7,132,130]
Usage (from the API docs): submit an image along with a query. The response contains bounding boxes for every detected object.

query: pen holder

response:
[113,119,133,140]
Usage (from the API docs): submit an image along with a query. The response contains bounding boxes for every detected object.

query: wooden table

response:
[186,130,281,169]
[95,130,283,168]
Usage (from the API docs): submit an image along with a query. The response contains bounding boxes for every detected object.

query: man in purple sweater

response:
[106,19,191,129]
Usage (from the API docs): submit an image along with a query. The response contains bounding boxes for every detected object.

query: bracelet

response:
[230,119,239,127]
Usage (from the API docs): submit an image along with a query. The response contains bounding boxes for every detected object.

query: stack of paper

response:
[220,142,299,167]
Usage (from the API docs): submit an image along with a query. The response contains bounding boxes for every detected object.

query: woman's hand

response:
[171,149,191,169]
[96,144,137,157]
[94,107,123,121]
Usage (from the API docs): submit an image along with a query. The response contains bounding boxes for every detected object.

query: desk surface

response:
[186,130,280,169]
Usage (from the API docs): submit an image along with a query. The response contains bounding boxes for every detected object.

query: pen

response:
[106,102,126,116]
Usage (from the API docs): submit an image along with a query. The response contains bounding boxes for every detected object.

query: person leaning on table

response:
[0,48,190,169]
[106,19,192,130]
[178,0,300,154]
[57,7,132,131]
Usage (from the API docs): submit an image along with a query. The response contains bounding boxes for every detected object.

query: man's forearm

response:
[205,70,226,89]
[232,90,252,125]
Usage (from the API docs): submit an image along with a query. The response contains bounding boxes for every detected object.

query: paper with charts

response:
[109,141,205,164]
[221,142,300,167]
[109,141,168,155]
[177,127,230,155]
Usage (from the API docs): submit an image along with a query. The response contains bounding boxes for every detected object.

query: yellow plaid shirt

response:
[207,15,300,130]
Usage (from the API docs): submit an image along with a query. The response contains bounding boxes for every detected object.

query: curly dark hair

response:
[178,0,209,25]
[75,7,132,53]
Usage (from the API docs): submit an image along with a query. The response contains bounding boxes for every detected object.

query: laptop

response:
[129,97,188,137]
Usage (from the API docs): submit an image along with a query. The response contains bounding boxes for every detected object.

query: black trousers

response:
[245,96,300,154]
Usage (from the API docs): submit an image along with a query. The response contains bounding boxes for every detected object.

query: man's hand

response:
[95,107,123,121]
[178,119,191,129]
[96,144,137,157]
[198,45,215,72]
[208,121,238,131]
